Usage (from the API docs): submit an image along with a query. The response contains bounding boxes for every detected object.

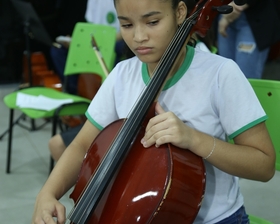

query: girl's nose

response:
[133,25,148,43]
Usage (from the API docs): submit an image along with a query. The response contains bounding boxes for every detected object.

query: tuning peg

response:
[234,0,247,6]
[213,5,233,14]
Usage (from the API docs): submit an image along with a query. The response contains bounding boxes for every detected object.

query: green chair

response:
[3,22,116,174]
[64,22,116,82]
[246,78,280,224]
[228,79,279,223]
[248,78,280,171]
[249,214,274,224]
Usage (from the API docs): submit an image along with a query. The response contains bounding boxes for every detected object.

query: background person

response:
[50,0,126,94]
[217,0,280,79]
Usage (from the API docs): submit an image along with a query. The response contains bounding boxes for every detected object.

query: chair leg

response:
[49,115,59,174]
[31,118,36,131]
[0,113,25,140]
[6,109,14,174]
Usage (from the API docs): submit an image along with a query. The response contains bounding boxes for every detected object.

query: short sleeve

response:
[215,60,267,139]
[85,67,119,130]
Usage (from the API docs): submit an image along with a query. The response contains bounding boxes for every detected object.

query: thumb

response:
[155,102,166,115]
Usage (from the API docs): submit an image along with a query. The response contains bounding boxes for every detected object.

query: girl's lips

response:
[135,47,152,55]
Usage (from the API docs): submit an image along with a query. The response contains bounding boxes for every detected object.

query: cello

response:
[67,0,232,223]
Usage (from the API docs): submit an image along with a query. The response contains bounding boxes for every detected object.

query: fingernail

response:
[141,138,147,148]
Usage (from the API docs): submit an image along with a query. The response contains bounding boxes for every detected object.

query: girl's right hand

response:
[32,193,66,224]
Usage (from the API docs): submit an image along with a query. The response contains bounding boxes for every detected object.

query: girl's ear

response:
[177,1,188,25]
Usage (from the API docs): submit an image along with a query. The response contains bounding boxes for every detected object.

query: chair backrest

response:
[64,22,117,83]
[248,78,280,171]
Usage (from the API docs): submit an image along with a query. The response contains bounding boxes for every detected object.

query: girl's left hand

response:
[141,102,193,149]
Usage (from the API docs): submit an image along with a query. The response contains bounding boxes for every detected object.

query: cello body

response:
[70,118,206,223]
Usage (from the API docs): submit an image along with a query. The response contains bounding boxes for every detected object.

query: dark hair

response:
[183,0,197,16]
[114,0,214,55]
[113,0,194,10]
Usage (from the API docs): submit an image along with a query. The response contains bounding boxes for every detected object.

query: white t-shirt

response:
[85,0,119,31]
[86,46,267,223]
[196,41,211,53]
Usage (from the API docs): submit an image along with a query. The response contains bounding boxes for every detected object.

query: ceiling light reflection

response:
[132,191,158,202]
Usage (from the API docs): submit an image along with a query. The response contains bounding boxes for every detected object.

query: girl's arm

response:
[191,122,275,181]
[142,103,275,182]
[32,120,100,224]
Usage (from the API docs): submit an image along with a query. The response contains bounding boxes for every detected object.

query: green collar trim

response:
[142,45,194,90]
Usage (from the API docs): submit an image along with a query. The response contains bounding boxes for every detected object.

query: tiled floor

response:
[0,84,73,223]
[0,58,280,223]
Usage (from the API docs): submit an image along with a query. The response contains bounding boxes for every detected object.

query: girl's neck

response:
[147,46,187,79]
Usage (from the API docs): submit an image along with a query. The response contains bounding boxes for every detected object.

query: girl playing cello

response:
[32,0,275,223]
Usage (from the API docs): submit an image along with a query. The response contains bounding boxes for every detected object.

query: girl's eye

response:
[148,20,159,26]
[121,23,132,28]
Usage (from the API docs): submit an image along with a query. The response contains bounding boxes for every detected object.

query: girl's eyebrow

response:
[118,11,161,21]
[142,11,161,18]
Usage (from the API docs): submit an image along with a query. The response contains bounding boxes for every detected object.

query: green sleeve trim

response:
[228,115,268,140]
[85,111,104,131]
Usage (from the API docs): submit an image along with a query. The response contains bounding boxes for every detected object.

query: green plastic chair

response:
[248,78,280,171]
[249,214,274,224]
[3,22,116,174]
[227,79,279,222]
[247,78,280,224]
[64,22,116,82]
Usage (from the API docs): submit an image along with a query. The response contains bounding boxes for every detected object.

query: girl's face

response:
[115,0,187,73]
